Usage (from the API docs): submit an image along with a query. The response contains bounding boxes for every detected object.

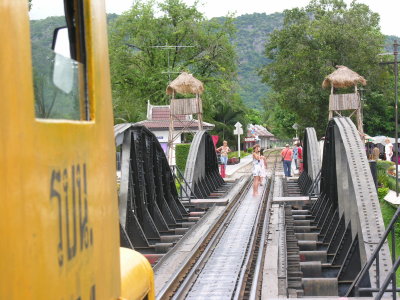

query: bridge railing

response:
[171,165,195,203]
[347,206,400,299]
[307,169,321,200]
[297,168,321,199]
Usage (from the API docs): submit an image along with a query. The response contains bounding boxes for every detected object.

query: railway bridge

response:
[115,117,397,299]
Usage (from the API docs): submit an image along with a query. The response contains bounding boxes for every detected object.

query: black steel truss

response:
[184,130,225,199]
[118,125,189,249]
[288,118,390,297]
[298,127,321,196]
[316,117,390,296]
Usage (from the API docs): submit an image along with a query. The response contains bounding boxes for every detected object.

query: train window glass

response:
[29,0,89,120]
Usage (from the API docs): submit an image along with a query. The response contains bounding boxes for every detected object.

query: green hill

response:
[29,12,283,111]
[232,13,283,109]
[29,12,398,111]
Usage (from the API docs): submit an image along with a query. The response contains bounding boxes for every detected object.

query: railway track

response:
[157,151,279,300]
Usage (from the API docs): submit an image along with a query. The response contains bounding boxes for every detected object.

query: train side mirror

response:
[52,27,74,94]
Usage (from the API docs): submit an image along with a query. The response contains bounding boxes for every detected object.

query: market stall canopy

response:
[166,72,204,95]
[371,135,400,145]
[322,65,367,89]
[364,133,374,143]
[364,133,372,142]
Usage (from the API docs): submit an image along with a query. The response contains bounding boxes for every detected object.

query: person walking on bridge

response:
[297,142,303,173]
[293,143,299,170]
[259,149,267,186]
[217,140,231,178]
[281,144,293,177]
[252,144,262,196]
[385,138,393,162]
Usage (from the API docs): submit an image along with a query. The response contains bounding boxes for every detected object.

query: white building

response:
[134,101,214,163]
[245,124,275,150]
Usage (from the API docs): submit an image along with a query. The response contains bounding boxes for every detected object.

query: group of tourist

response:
[252,142,303,196]
[280,142,303,177]
[218,135,397,199]
[217,140,303,197]
[216,140,268,196]
[370,138,396,162]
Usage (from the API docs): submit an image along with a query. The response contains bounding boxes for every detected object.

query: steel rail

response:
[156,176,252,300]
[169,178,253,300]
[247,156,278,299]
[171,151,279,300]
[233,172,271,300]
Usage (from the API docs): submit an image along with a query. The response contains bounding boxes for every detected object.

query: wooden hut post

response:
[168,90,175,165]
[196,93,203,131]
[329,85,334,119]
[355,85,364,138]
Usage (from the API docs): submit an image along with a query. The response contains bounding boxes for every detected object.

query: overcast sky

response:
[30,0,400,37]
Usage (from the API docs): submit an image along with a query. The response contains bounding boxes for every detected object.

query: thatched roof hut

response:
[166,72,204,95]
[322,65,367,89]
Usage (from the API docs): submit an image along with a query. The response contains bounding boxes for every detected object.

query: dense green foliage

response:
[30,15,119,119]
[379,197,400,282]
[377,160,397,192]
[108,0,249,146]
[378,187,389,201]
[375,164,400,282]
[228,151,249,159]
[29,2,400,139]
[175,143,191,172]
[377,160,393,174]
[30,16,80,119]
[260,0,395,138]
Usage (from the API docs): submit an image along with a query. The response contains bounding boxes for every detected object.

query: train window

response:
[30,0,89,120]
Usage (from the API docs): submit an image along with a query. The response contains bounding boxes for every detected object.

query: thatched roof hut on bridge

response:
[166,72,204,96]
[322,65,367,90]
[166,72,205,165]
[322,65,366,137]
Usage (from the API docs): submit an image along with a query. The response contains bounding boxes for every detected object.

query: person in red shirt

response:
[297,142,303,173]
[281,144,293,177]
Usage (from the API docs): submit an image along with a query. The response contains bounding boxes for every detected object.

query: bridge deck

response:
[154,205,225,295]
[184,183,267,299]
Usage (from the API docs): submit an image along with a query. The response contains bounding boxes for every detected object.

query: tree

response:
[212,93,247,145]
[246,108,263,125]
[108,0,245,140]
[260,0,393,137]
[261,92,297,138]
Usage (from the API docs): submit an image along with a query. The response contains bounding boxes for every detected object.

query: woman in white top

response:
[259,149,267,186]
[385,138,393,162]
[252,144,262,196]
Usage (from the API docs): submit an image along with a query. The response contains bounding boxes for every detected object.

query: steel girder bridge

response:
[114,125,225,263]
[282,117,393,298]
[183,130,225,199]
[115,117,400,299]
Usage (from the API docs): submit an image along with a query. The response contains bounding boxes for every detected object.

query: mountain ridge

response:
[29,12,399,110]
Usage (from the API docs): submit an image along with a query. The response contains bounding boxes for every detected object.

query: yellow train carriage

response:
[0,0,154,299]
